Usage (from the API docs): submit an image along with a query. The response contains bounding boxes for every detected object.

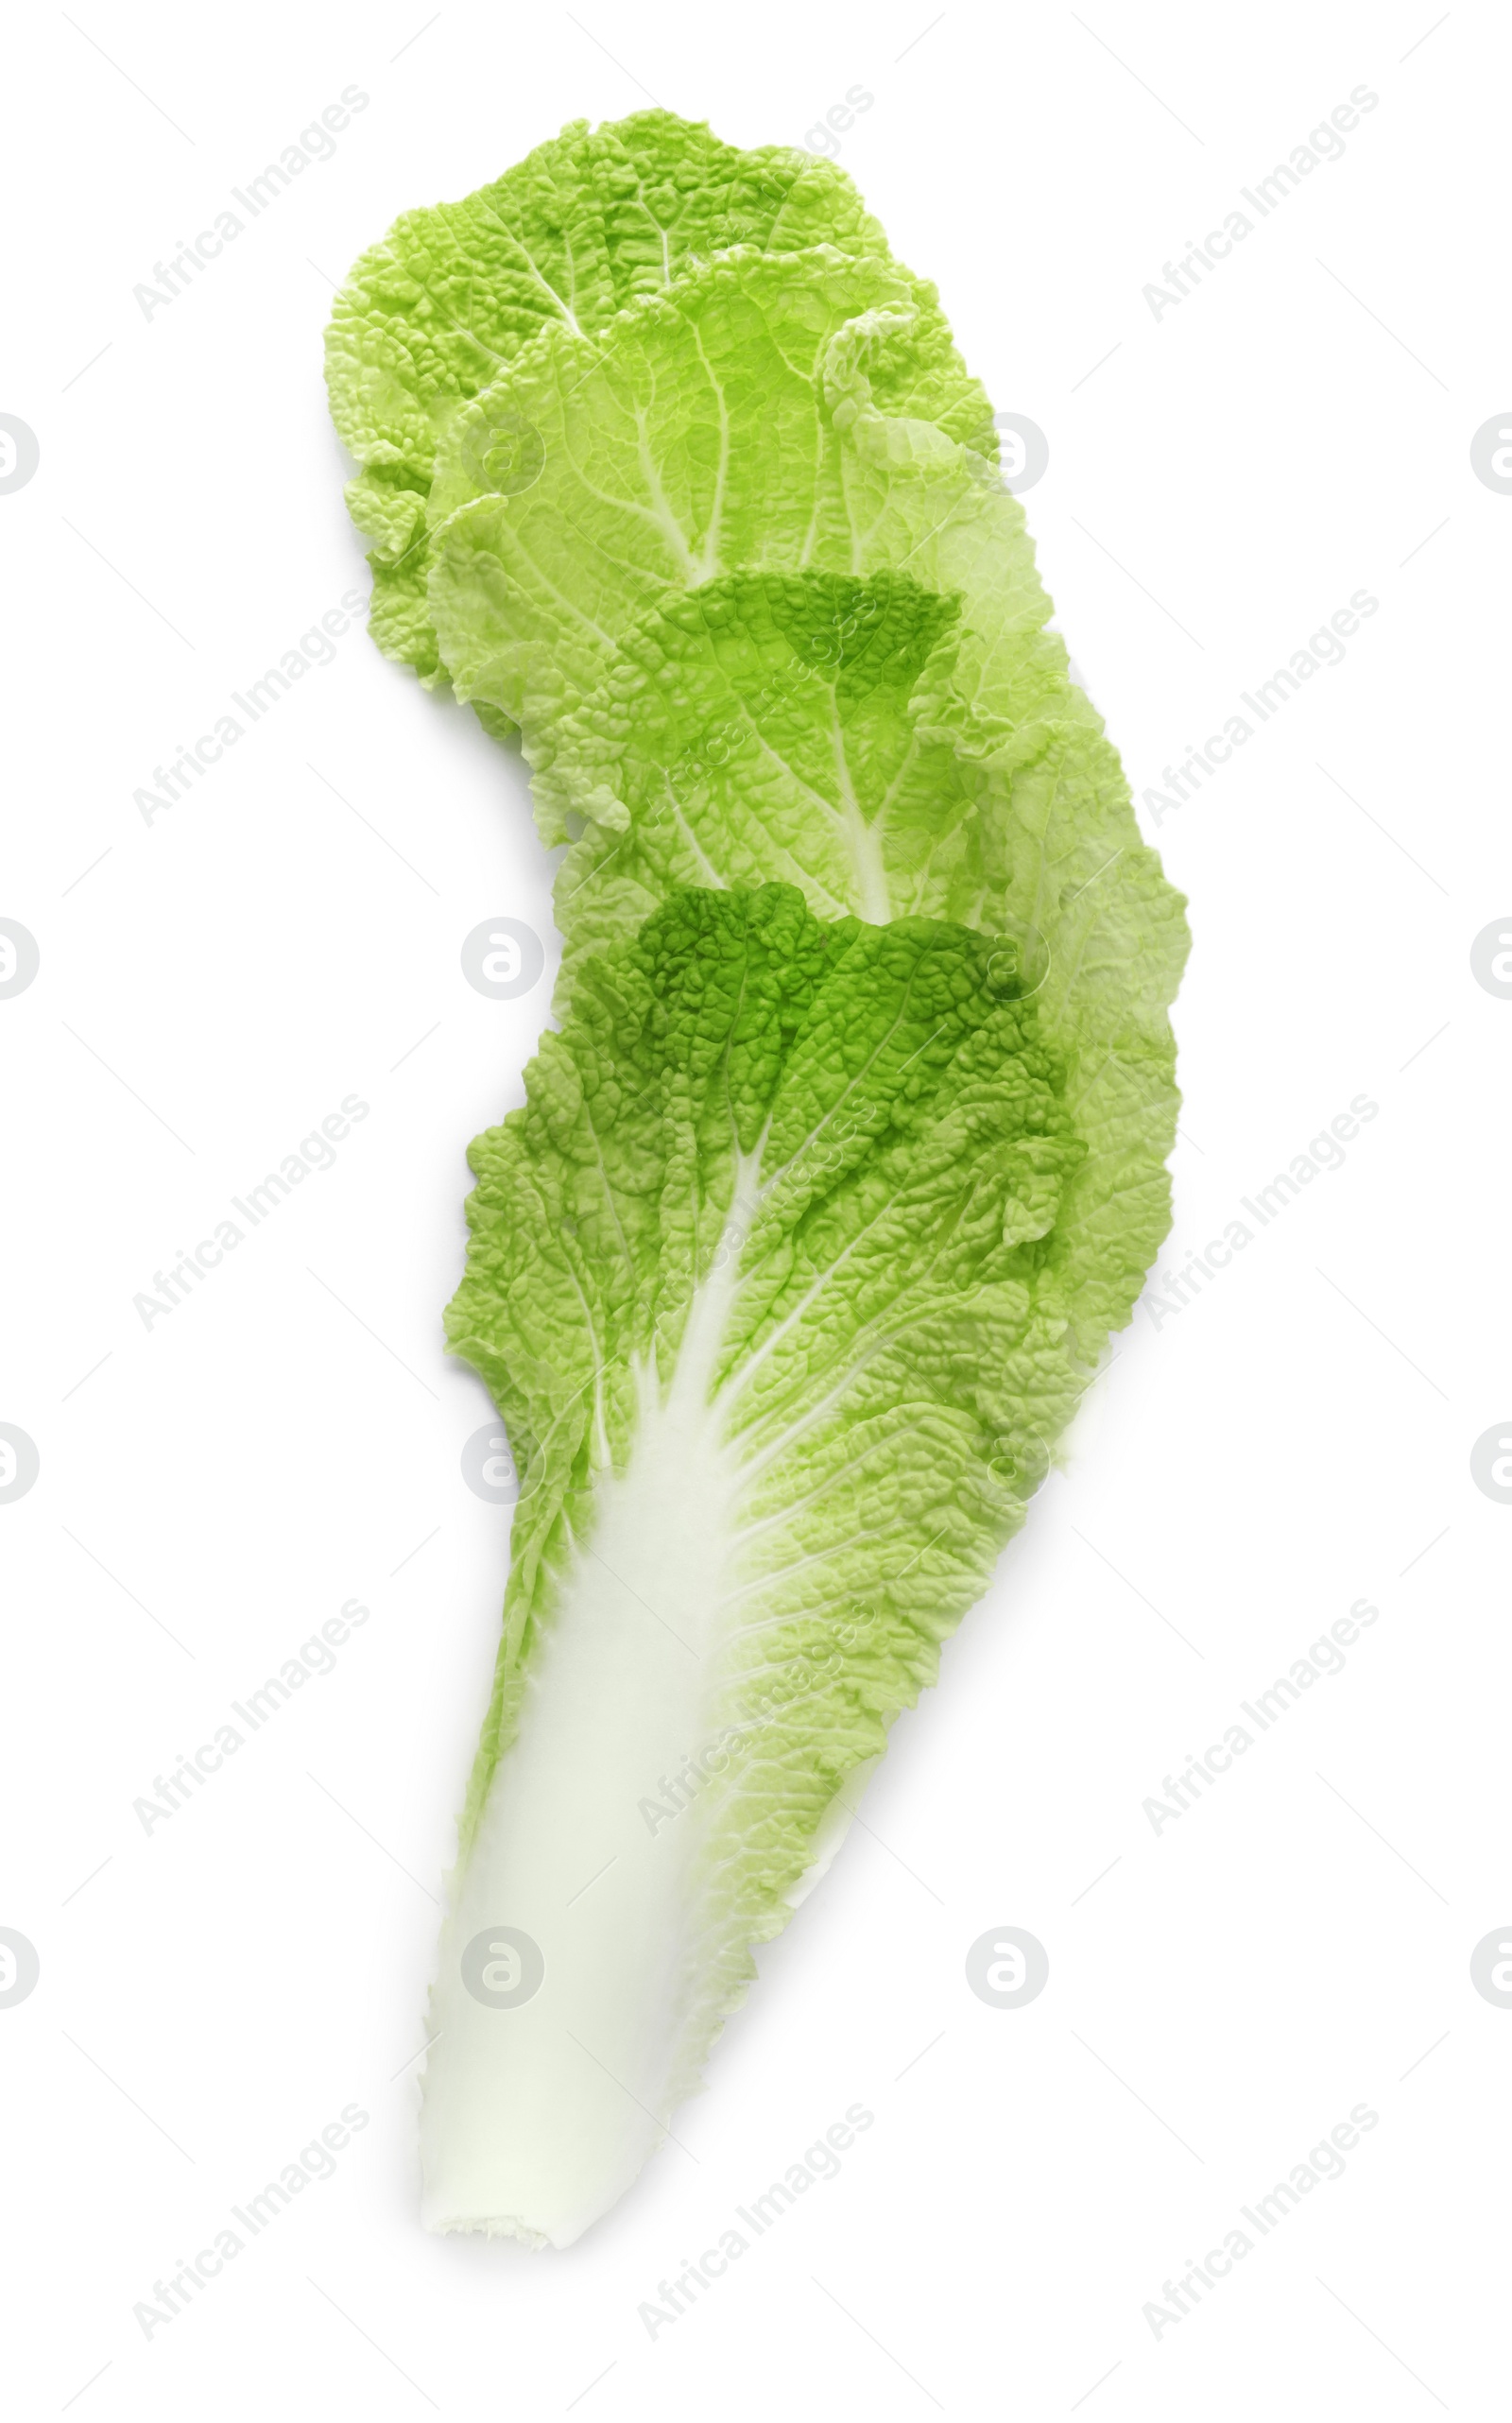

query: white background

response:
[4,2,1508,2414]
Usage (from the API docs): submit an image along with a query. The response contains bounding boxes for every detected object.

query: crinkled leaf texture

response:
[426,242,1187,1376]
[426,885,1086,2244]
[428,244,999,803]
[540,566,1187,1368]
[329,115,1190,2251]
[324,111,990,692]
